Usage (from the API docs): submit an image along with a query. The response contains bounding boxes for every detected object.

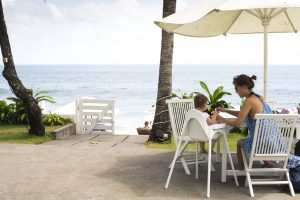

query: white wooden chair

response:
[166,99,222,175]
[165,109,239,198]
[166,99,223,172]
[241,114,298,197]
[166,99,195,175]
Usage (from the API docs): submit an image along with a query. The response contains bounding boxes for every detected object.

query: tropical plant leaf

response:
[36,96,56,103]
[34,90,49,97]
[199,81,210,95]
[20,114,27,121]
[57,119,64,125]
[214,91,231,102]
[4,89,56,127]
[7,97,20,102]
[171,93,180,99]
[211,86,224,103]
[192,92,201,95]
[172,90,194,99]
[199,81,212,100]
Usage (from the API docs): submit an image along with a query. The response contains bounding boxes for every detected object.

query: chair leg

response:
[210,162,216,172]
[241,148,254,197]
[168,141,191,175]
[179,141,191,175]
[165,140,182,189]
[286,171,295,196]
[178,141,189,156]
[246,170,254,197]
[223,134,239,186]
[241,148,248,187]
[216,135,221,163]
[207,140,212,198]
[180,157,191,175]
[196,141,199,179]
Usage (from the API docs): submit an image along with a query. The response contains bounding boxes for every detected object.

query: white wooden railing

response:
[75,98,115,134]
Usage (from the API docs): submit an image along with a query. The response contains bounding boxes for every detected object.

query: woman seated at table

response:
[216,74,273,170]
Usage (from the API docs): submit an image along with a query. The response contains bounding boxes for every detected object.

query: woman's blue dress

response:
[242,93,272,154]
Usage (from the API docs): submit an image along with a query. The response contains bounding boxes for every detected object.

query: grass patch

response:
[145,132,247,152]
[0,125,63,144]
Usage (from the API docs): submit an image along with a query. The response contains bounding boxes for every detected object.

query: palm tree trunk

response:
[0,1,45,136]
[149,0,176,142]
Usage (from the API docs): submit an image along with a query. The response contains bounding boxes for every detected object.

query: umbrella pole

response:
[263,20,269,101]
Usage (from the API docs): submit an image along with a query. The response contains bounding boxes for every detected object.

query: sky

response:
[2,0,300,65]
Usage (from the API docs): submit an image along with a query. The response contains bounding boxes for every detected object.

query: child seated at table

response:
[194,93,218,154]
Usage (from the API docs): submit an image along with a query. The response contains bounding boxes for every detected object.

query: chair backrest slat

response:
[166,99,194,146]
[249,114,298,168]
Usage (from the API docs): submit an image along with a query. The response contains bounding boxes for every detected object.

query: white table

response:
[220,114,300,182]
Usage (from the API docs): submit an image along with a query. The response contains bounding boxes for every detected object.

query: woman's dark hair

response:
[194,93,208,108]
[233,74,257,90]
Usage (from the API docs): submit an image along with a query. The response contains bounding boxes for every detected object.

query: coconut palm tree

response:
[149,0,176,142]
[0,0,45,136]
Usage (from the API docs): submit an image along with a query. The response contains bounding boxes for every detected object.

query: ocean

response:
[0,64,300,134]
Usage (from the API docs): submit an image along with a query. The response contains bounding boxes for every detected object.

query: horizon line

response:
[2,63,300,66]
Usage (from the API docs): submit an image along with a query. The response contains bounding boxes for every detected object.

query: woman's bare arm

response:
[217,100,251,127]
[216,107,239,117]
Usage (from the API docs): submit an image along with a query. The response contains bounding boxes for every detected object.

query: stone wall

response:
[50,123,76,140]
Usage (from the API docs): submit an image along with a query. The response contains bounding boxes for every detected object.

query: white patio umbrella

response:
[155,0,300,100]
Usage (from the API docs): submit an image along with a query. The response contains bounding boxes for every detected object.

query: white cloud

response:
[176,0,189,11]
[2,0,15,7]
[46,3,63,18]
[3,0,300,65]
[116,0,142,16]
[4,0,162,64]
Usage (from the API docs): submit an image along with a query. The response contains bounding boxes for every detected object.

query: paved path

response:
[0,135,297,200]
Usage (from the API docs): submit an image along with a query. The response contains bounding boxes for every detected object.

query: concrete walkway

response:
[0,135,297,200]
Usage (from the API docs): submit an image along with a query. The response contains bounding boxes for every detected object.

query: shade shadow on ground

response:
[96,143,292,199]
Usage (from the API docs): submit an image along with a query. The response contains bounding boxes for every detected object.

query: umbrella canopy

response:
[155,0,300,100]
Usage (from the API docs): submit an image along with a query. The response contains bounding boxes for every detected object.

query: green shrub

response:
[171,89,194,99]
[0,90,56,127]
[43,112,65,126]
[7,90,55,125]
[0,100,16,125]
[64,117,73,124]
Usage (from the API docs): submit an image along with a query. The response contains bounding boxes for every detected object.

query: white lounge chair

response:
[165,109,239,198]
[241,114,298,197]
